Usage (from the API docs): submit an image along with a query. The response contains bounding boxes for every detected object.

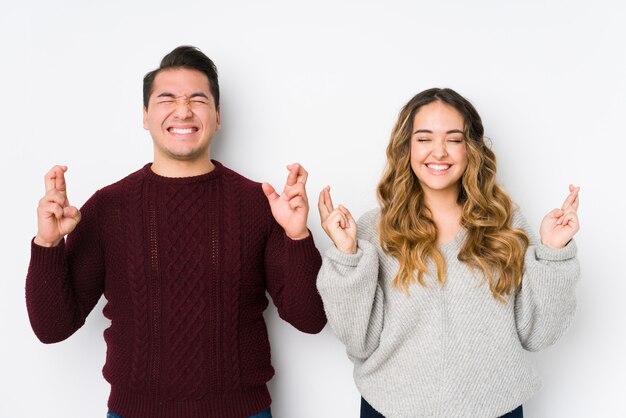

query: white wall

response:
[1,1,624,417]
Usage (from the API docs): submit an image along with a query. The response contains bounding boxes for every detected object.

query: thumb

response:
[63,206,81,221]
[343,205,355,223]
[549,208,564,219]
[262,183,279,203]
[338,205,355,228]
[60,206,82,235]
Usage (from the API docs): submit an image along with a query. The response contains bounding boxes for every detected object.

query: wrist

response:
[33,235,62,248]
[286,229,310,240]
[540,239,565,250]
[337,243,357,254]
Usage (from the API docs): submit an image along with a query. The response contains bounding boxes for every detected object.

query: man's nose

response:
[174,99,192,119]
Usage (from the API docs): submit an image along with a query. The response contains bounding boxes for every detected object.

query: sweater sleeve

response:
[316,210,384,360]
[25,191,105,344]
[513,210,580,352]
[264,219,327,334]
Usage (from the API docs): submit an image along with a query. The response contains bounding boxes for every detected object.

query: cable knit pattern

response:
[25,161,326,418]
[164,182,209,400]
[221,170,242,391]
[317,208,579,418]
[126,172,150,393]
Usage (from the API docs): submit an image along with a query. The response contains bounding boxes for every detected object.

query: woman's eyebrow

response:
[412,129,464,134]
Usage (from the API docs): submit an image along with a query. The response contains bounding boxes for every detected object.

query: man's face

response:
[143,68,220,165]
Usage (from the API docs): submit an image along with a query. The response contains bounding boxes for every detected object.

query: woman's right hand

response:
[318,186,357,254]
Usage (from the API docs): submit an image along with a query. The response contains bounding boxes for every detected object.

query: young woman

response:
[317,88,580,418]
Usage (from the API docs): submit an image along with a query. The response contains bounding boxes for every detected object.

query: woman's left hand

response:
[539,184,580,249]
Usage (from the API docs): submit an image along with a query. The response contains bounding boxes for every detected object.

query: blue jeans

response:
[360,397,522,417]
[502,405,524,418]
[250,408,272,418]
[108,408,272,418]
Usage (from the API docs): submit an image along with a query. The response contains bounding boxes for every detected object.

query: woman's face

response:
[410,101,468,199]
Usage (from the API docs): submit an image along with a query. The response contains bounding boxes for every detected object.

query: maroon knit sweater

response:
[26,161,327,418]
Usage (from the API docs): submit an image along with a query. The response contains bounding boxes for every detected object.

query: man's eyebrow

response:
[189,92,209,99]
[155,92,210,99]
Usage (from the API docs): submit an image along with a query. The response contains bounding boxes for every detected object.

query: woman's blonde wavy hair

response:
[377,88,529,301]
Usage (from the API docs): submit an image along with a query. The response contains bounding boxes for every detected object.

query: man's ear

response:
[143,106,148,130]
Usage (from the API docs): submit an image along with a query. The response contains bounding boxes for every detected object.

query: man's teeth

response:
[170,127,194,134]
[427,164,450,171]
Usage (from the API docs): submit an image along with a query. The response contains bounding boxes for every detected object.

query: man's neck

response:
[151,157,215,178]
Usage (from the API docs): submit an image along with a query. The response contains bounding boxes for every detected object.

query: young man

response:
[26,46,326,418]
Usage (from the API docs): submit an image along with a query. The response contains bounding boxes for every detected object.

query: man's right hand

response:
[34,165,81,247]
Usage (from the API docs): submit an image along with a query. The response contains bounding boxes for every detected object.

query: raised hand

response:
[34,166,82,247]
[262,163,310,240]
[540,184,580,249]
[318,186,357,254]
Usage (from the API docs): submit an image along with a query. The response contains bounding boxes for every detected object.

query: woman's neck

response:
[423,190,463,245]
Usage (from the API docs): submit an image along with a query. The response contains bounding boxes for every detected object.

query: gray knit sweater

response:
[317,208,579,418]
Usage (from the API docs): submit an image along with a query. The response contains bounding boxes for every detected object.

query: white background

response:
[1,1,624,417]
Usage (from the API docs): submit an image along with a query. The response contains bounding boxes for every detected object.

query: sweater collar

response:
[439,227,467,253]
[142,160,224,185]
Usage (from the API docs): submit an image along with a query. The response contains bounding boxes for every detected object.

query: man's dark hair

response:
[143,45,220,108]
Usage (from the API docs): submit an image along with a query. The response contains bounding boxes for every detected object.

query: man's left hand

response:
[262,163,310,240]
